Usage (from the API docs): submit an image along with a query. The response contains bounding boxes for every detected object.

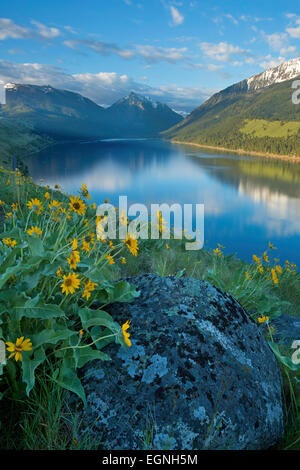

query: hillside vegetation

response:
[0,119,53,168]
[164,78,300,156]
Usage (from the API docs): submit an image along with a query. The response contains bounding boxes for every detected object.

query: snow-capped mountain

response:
[164,57,300,157]
[247,57,300,91]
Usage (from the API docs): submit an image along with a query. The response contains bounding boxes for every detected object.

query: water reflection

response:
[25,139,300,265]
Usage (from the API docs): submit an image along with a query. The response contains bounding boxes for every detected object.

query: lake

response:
[25,138,300,266]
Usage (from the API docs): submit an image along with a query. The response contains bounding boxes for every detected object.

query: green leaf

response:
[31,326,77,350]
[90,326,116,350]
[53,357,87,406]
[22,347,46,395]
[26,236,44,257]
[15,295,65,320]
[104,280,139,303]
[0,263,24,290]
[268,342,300,371]
[79,307,120,332]
[74,347,111,368]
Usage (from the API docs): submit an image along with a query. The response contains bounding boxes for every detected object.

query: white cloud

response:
[264,32,288,51]
[136,45,188,63]
[0,18,31,40]
[63,39,135,59]
[0,17,61,41]
[286,19,300,38]
[199,41,249,62]
[30,20,60,39]
[170,6,184,26]
[0,59,212,112]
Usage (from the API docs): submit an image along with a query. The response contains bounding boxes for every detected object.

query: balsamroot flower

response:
[27,198,44,215]
[6,337,32,362]
[61,272,81,295]
[122,321,132,347]
[26,226,42,237]
[123,233,139,256]
[69,196,86,216]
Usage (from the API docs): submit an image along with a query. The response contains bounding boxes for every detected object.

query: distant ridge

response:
[1,84,183,140]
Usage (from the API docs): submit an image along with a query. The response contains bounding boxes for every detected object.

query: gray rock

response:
[73,274,284,450]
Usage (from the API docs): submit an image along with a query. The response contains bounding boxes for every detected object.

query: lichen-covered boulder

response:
[73,274,283,450]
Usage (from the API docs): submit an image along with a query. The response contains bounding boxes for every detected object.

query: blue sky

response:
[0,0,299,111]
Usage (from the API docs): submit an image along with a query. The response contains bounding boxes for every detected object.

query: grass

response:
[0,168,299,450]
[241,119,300,138]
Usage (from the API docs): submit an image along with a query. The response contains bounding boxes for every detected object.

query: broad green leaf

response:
[75,348,111,368]
[0,264,24,290]
[22,347,46,395]
[90,326,117,350]
[31,327,77,350]
[54,357,87,406]
[79,307,119,332]
[268,342,300,371]
[26,236,44,257]
[15,294,65,320]
[108,280,139,303]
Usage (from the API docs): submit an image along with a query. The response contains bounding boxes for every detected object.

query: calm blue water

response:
[25,138,300,266]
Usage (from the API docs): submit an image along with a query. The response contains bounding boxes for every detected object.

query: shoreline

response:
[170,140,300,162]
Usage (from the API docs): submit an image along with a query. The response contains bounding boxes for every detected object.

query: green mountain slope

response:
[0,119,53,168]
[163,77,300,156]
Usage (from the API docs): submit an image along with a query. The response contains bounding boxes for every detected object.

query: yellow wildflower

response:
[82,279,98,300]
[5,212,12,219]
[49,200,62,211]
[2,237,17,248]
[71,238,78,251]
[27,198,44,215]
[57,266,63,277]
[26,226,42,237]
[123,233,139,256]
[44,192,51,200]
[82,240,91,253]
[269,242,277,250]
[122,321,132,347]
[257,316,270,324]
[258,264,264,274]
[80,183,92,200]
[121,257,126,264]
[253,255,260,264]
[67,251,80,270]
[271,268,279,285]
[11,203,18,211]
[213,247,222,256]
[6,337,32,362]
[61,272,81,295]
[263,252,269,263]
[106,254,115,265]
[69,196,86,216]
[275,265,283,275]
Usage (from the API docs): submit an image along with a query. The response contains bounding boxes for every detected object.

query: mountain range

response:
[164,58,300,156]
[0,85,182,141]
[1,57,300,161]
